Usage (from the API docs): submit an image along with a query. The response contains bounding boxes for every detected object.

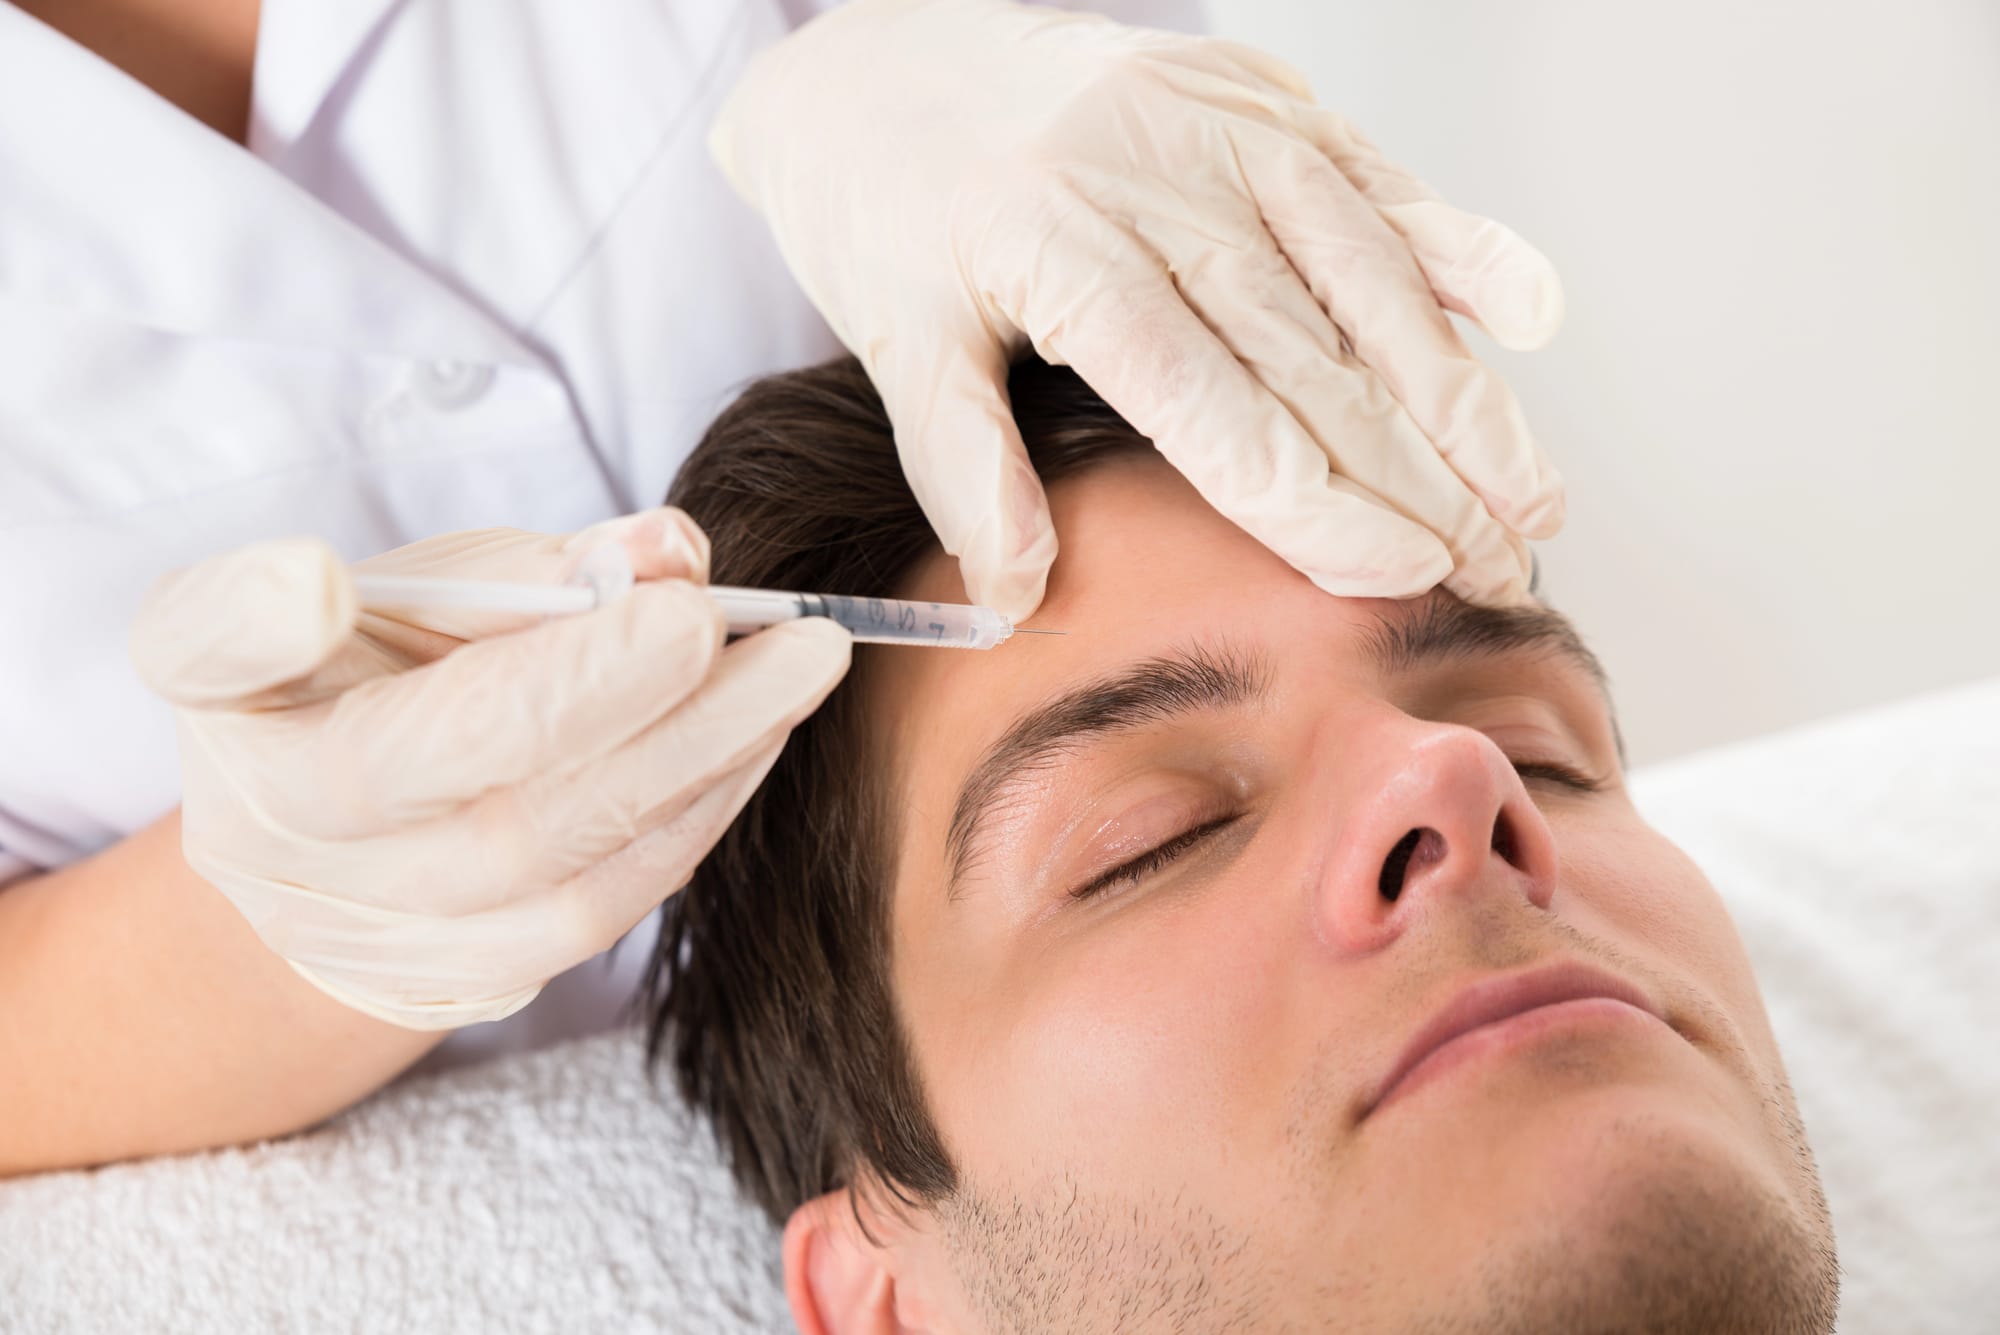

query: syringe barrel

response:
[811,594,1012,649]
[706,587,1013,649]
[350,568,1018,650]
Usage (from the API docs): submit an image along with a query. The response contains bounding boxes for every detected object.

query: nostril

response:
[1491,808,1520,868]
[1378,828,1427,902]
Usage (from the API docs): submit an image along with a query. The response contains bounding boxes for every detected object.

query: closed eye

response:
[1068,759,1598,904]
[1511,758,1606,792]
[1069,813,1243,902]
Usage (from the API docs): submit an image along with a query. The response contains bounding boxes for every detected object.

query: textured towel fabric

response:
[0,1027,791,1334]
[2,677,1996,1334]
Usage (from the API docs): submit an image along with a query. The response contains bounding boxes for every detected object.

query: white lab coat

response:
[0,0,1199,1064]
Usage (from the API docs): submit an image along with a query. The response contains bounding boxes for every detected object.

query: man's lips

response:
[1360,958,1669,1120]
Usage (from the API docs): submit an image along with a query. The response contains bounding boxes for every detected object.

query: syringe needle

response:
[1012,628,1066,636]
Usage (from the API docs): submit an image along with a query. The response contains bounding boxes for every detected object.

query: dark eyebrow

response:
[943,641,1270,896]
[1362,597,1609,689]
[1362,597,1625,761]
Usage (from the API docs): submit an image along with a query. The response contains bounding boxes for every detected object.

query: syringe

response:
[351,561,1058,650]
[704,587,1024,649]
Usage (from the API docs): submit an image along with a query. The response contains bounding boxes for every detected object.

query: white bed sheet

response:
[3,677,1996,1333]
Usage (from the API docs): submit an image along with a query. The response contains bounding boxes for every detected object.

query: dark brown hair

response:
[645,356,1152,1226]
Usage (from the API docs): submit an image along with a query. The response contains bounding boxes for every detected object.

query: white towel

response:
[0,1025,789,1333]
[4,677,1996,1333]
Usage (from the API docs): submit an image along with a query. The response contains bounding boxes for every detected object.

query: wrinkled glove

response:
[130,508,850,1030]
[715,0,1566,616]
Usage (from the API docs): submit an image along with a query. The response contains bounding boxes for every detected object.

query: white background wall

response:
[1207,0,1999,763]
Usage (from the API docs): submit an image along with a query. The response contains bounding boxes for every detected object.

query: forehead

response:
[866,456,1540,811]
[868,457,1295,765]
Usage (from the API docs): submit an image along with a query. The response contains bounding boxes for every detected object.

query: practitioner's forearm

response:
[0,811,444,1177]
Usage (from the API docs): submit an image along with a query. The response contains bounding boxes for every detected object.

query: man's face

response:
[839,456,1835,1333]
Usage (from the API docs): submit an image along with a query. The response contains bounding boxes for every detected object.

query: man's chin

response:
[1401,1110,1840,1335]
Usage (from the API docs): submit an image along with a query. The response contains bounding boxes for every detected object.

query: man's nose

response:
[1312,720,1559,954]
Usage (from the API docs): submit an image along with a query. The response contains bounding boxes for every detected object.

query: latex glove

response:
[714,0,1565,616]
[130,509,850,1030]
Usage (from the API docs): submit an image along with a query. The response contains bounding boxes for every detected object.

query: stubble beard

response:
[933,1085,1836,1335]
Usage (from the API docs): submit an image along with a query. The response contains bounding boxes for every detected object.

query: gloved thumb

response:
[886,348,1058,622]
[1376,199,1565,352]
[132,537,358,709]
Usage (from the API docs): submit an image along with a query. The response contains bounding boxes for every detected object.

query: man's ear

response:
[783,1189,929,1335]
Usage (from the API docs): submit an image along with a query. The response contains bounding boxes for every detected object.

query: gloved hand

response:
[714,0,1566,616]
[130,509,850,1030]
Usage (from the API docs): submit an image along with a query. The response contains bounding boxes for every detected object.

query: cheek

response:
[1556,810,1781,1066]
[924,874,1301,1190]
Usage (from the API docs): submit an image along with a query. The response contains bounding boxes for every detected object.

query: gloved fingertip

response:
[1407,541,1459,595]
[963,554,1051,624]
[729,616,853,719]
[562,506,712,583]
[743,614,854,686]
[1303,538,1455,601]
[959,472,1057,621]
[777,612,857,663]
[132,537,357,705]
[1476,260,1567,352]
[660,508,713,583]
[1386,202,1565,350]
[629,577,729,660]
[1439,555,1533,610]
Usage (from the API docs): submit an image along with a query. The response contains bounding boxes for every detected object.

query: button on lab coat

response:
[0,0,1198,1064]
